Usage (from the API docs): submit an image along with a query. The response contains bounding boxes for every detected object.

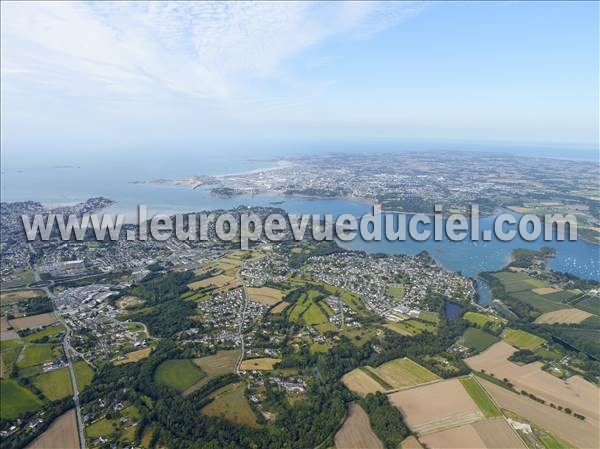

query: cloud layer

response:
[1,1,421,102]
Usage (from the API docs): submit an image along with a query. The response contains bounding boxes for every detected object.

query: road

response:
[34,264,87,449]
[235,284,248,375]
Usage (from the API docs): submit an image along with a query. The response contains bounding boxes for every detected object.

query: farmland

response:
[23,324,64,343]
[114,347,152,365]
[462,328,499,352]
[341,368,386,397]
[9,313,57,330]
[246,287,285,306]
[368,358,439,390]
[287,290,336,333]
[459,377,501,417]
[342,358,438,396]
[187,274,240,291]
[33,367,73,400]
[465,342,599,424]
[240,357,280,371]
[269,301,290,314]
[385,319,436,336]
[420,418,526,449]
[334,403,383,449]
[388,378,483,434]
[479,378,599,449]
[74,360,95,390]
[186,349,240,395]
[154,359,205,392]
[501,328,546,350]
[386,284,405,299]
[534,308,593,324]
[464,312,506,331]
[201,382,260,428]
[17,343,58,368]
[0,378,43,419]
[0,289,45,304]
[26,409,79,449]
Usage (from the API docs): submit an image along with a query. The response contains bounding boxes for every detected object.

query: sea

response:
[2,142,598,305]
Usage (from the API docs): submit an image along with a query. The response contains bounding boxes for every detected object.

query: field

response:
[9,313,57,330]
[385,319,436,336]
[23,324,64,343]
[419,311,439,323]
[201,382,260,428]
[33,367,73,400]
[570,295,600,315]
[334,403,383,449]
[463,312,506,331]
[501,328,546,349]
[240,357,280,371]
[187,275,240,291]
[26,409,79,449]
[17,343,57,368]
[420,418,526,449]
[465,342,599,424]
[386,284,405,299]
[368,358,439,390]
[388,378,483,434]
[246,287,285,306]
[287,291,336,333]
[401,436,424,449]
[341,368,386,397]
[462,328,499,352]
[86,417,118,438]
[186,349,240,395]
[534,308,593,324]
[74,360,94,390]
[459,377,501,417]
[479,378,599,449]
[320,283,370,317]
[0,378,43,419]
[491,272,547,292]
[154,359,205,391]
[0,289,45,304]
[269,301,290,314]
[114,347,152,365]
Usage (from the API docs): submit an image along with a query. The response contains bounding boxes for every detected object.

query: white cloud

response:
[0,1,423,102]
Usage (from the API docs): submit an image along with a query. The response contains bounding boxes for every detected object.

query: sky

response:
[1,1,598,160]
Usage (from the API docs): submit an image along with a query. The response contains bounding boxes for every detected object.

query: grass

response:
[385,319,436,336]
[74,360,94,390]
[368,357,440,390]
[23,325,64,343]
[33,367,73,400]
[201,382,260,428]
[309,342,329,353]
[17,343,56,368]
[86,418,118,438]
[419,311,439,323]
[0,340,24,376]
[0,379,43,419]
[540,433,573,449]
[501,328,546,350]
[459,377,501,417]
[386,284,405,299]
[154,359,205,392]
[462,328,499,352]
[464,311,505,331]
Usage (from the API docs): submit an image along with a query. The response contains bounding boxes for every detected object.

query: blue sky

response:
[1,1,598,158]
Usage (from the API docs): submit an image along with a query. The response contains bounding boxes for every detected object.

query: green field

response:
[491,272,547,292]
[201,382,260,428]
[154,359,205,391]
[386,284,405,299]
[462,328,499,352]
[502,328,546,350]
[23,325,64,343]
[459,377,501,417]
[86,417,118,438]
[419,311,440,323]
[571,295,600,315]
[367,357,440,390]
[539,433,573,449]
[385,319,436,336]
[33,367,73,400]
[0,379,43,419]
[0,339,24,376]
[74,360,95,390]
[16,343,56,368]
[287,290,335,332]
[464,311,505,331]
